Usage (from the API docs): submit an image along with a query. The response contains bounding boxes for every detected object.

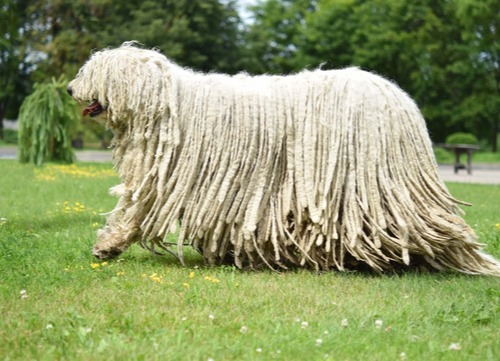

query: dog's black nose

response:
[67,87,73,96]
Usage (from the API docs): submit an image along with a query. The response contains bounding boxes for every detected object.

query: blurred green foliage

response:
[2,0,499,151]
[446,132,479,145]
[2,129,19,144]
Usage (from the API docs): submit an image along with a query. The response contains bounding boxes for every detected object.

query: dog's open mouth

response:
[82,100,106,117]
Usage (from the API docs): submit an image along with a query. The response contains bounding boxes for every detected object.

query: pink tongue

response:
[82,101,101,116]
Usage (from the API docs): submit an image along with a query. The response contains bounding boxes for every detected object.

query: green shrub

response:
[3,129,18,144]
[445,132,478,145]
[433,147,453,163]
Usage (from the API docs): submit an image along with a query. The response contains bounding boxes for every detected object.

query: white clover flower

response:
[208,358,214,361]
[86,327,92,333]
[375,320,383,329]
[294,318,301,322]
[449,343,461,350]
[256,348,262,353]
[400,352,406,360]
[324,330,329,335]
[240,326,248,333]
[181,316,187,321]
[316,339,323,346]
[301,321,308,329]
[46,324,53,329]
[209,314,214,320]
[341,319,348,327]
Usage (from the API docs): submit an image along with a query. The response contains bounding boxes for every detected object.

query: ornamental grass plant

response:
[17,76,80,165]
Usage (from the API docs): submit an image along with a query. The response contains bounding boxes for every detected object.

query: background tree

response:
[246,0,499,147]
[3,0,499,151]
[18,0,249,148]
[95,0,245,73]
[244,0,315,74]
[26,0,247,77]
[0,0,33,140]
[27,0,107,82]
[454,0,500,151]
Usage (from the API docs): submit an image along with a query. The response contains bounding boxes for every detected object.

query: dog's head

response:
[67,42,173,124]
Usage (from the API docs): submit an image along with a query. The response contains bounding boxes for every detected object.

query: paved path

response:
[0,146,113,163]
[1,146,499,185]
[437,164,500,185]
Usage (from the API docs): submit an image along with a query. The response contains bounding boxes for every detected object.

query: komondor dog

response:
[68,43,500,275]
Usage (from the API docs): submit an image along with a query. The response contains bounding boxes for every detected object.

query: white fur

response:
[69,43,500,275]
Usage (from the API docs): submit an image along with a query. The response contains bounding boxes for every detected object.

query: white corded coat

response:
[69,43,500,275]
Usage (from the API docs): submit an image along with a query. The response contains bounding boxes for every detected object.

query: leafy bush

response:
[433,147,453,163]
[445,132,478,145]
[3,129,18,144]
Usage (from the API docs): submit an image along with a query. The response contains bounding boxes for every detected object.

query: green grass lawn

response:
[1,159,500,361]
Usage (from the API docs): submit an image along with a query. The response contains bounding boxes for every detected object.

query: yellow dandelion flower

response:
[90,263,100,269]
[141,274,147,277]
[149,273,157,278]
[116,272,125,276]
[496,223,500,228]
[183,283,190,288]
[101,262,107,266]
[189,272,195,278]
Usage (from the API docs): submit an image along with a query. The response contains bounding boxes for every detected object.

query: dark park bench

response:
[433,143,481,174]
